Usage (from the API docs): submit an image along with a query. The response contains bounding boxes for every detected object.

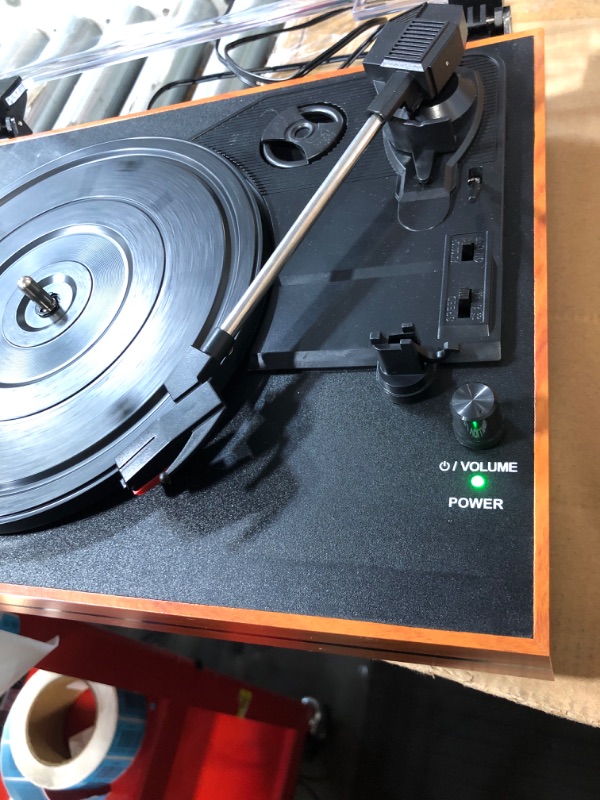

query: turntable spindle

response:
[17,275,60,316]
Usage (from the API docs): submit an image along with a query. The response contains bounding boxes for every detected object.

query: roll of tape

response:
[1,716,47,800]
[4,670,145,792]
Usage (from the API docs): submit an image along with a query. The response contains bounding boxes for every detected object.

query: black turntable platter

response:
[0,137,265,532]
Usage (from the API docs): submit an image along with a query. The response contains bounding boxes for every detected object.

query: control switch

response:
[457,287,473,318]
[451,382,504,449]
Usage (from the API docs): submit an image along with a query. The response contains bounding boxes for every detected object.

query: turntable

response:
[0,8,549,675]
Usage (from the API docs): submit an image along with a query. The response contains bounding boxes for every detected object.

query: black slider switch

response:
[450,382,504,449]
[457,287,472,318]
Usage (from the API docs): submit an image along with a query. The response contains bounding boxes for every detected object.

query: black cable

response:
[339,21,384,68]
[218,12,385,87]
[148,72,229,109]
[215,8,350,87]
[218,2,423,86]
[148,8,352,108]
[293,17,384,78]
[147,57,348,109]
[147,4,423,110]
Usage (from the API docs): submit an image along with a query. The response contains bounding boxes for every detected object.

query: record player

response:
[0,8,549,675]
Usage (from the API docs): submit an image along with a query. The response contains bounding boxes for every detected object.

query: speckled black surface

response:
[0,38,537,638]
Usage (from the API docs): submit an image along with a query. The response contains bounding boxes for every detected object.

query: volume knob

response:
[450,382,504,450]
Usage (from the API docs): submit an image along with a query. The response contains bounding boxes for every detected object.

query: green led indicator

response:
[470,474,486,489]
[471,420,479,430]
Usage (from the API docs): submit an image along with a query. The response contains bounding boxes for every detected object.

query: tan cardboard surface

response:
[272,4,600,725]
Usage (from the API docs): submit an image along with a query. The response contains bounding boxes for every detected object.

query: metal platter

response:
[0,137,265,532]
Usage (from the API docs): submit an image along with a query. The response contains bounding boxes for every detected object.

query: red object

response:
[64,689,97,741]
[131,476,162,496]
[0,617,311,800]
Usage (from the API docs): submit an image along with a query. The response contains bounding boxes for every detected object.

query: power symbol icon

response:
[439,461,451,472]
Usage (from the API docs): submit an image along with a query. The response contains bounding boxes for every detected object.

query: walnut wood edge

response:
[0,583,550,671]
[531,28,550,663]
